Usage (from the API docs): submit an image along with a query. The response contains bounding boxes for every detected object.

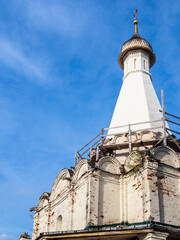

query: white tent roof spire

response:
[108,13,163,136]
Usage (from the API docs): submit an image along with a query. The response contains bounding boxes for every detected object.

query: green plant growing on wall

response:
[126,144,145,175]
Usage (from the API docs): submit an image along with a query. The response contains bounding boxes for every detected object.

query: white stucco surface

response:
[108,50,163,136]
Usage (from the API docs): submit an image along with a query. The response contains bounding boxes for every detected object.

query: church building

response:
[27,11,180,240]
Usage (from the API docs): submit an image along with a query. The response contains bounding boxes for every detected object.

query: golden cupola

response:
[118,9,156,69]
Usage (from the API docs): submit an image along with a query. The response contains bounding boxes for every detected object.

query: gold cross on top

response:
[134,9,138,20]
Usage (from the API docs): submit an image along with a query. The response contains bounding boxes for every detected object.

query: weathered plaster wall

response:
[33,196,49,240]
[126,174,144,223]
[157,165,180,225]
[49,193,71,231]
[143,161,160,222]
[98,171,120,225]
[72,177,88,230]
[87,171,100,226]
[32,146,180,240]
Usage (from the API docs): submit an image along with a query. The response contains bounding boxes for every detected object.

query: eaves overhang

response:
[36,221,180,240]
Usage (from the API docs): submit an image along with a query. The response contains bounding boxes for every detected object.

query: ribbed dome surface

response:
[118,33,156,69]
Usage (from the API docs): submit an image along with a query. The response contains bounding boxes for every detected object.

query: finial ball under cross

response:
[134,9,138,20]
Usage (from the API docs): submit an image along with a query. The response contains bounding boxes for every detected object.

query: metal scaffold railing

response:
[74,90,180,165]
[75,119,165,164]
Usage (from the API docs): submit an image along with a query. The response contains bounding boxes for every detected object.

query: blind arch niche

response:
[56,215,62,231]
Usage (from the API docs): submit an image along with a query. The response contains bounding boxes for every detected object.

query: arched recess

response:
[72,159,89,183]
[38,192,50,210]
[56,215,63,231]
[154,146,180,168]
[50,168,73,201]
[99,156,121,174]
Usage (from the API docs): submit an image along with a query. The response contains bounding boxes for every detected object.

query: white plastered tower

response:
[108,16,163,136]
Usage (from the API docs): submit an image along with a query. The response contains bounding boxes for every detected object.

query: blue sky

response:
[0,1,180,239]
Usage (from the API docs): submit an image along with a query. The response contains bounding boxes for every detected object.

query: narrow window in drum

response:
[144,59,146,70]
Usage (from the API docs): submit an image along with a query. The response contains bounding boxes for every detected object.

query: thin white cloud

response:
[27,1,91,38]
[0,38,48,82]
[0,234,16,240]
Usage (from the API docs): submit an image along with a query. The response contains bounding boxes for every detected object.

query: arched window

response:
[134,58,136,69]
[126,62,128,72]
[56,215,62,231]
[143,59,146,70]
